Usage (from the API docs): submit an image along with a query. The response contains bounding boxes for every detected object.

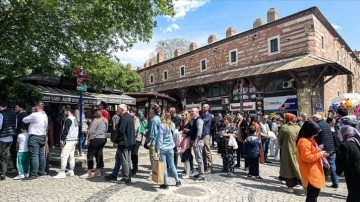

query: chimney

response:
[126,63,132,69]
[189,42,197,51]
[208,35,217,44]
[157,51,165,63]
[267,8,278,23]
[174,48,182,57]
[253,18,263,28]
[226,27,236,37]
[137,66,141,71]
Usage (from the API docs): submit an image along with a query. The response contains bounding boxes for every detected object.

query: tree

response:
[149,38,192,61]
[0,0,174,97]
[67,55,143,93]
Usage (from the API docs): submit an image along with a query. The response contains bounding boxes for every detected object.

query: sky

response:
[114,0,360,69]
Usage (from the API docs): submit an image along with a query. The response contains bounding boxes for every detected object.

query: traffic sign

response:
[77,85,87,92]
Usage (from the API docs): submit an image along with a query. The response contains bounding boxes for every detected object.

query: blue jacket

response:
[243,135,261,158]
[147,115,161,142]
[155,122,175,151]
[201,111,212,136]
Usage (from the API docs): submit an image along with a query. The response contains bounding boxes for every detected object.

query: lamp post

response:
[78,67,84,156]
[239,79,245,113]
[145,101,149,121]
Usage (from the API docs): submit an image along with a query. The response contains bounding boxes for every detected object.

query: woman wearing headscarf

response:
[296,121,326,202]
[336,125,360,202]
[278,113,301,193]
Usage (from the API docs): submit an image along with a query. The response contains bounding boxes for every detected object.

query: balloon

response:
[331,103,338,111]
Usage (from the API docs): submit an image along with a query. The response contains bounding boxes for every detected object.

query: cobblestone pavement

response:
[0,146,348,202]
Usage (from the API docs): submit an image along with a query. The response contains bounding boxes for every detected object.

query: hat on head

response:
[312,114,322,120]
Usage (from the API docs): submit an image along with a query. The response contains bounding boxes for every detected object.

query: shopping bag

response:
[152,159,164,184]
[228,135,238,149]
[259,146,265,164]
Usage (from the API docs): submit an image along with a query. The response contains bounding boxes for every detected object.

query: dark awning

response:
[32,85,136,105]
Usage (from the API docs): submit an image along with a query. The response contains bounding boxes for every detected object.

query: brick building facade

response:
[137,7,360,116]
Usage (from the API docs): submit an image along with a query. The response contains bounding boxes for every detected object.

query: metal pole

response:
[239,79,245,114]
[78,67,84,156]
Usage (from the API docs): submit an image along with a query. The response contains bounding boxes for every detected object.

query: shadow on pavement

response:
[319,191,347,200]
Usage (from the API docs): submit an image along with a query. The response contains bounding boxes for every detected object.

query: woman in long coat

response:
[278,113,301,193]
[336,125,360,202]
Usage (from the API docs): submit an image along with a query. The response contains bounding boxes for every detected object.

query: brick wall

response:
[138,12,316,87]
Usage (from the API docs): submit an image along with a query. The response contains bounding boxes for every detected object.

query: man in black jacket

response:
[105,104,135,184]
[312,114,339,188]
[0,99,16,180]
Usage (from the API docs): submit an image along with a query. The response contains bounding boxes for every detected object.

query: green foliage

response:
[0,0,174,95]
[7,81,42,106]
[68,55,143,92]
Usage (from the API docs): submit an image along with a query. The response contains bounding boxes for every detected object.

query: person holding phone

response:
[296,121,327,202]
[312,114,338,188]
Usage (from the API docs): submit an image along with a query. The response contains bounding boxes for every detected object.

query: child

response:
[177,131,192,179]
[14,124,30,180]
[243,125,263,180]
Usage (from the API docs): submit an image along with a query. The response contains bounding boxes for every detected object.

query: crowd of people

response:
[1,98,360,202]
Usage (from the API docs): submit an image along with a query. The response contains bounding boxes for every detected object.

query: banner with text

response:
[264,95,298,111]
[229,102,256,111]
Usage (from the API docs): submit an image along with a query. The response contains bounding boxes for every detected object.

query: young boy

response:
[243,125,263,180]
[14,124,30,180]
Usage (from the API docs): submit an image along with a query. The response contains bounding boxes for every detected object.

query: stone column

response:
[297,75,324,116]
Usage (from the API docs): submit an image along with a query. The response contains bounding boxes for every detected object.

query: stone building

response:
[137,7,360,116]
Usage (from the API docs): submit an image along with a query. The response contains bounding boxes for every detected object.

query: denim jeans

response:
[327,153,339,186]
[261,138,270,161]
[28,135,46,177]
[160,149,179,185]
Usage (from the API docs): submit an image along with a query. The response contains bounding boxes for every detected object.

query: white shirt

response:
[260,122,270,138]
[22,111,48,136]
[17,132,29,152]
[0,113,13,142]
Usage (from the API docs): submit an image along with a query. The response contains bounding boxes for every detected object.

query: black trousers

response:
[87,138,107,169]
[306,183,320,202]
[10,136,18,170]
[236,141,243,165]
[248,157,259,176]
[131,141,142,170]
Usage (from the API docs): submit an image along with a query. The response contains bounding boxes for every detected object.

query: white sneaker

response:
[24,173,29,178]
[80,173,93,179]
[14,175,25,180]
[53,172,66,179]
[283,187,294,193]
[66,170,75,177]
[182,175,190,179]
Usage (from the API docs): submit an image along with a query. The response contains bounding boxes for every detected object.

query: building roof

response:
[138,6,359,73]
[145,54,350,92]
[124,92,176,102]
[32,85,136,105]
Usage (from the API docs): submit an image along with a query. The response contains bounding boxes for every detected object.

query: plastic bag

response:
[228,135,238,149]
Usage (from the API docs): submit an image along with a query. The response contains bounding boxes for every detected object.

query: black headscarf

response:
[296,121,321,145]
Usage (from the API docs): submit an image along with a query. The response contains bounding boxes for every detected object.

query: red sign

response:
[77,78,83,85]
[72,68,80,77]
[229,102,256,111]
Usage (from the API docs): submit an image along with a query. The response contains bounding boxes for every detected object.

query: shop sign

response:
[41,95,97,105]
[185,104,201,111]
[264,95,297,111]
[229,102,256,111]
[211,106,223,111]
